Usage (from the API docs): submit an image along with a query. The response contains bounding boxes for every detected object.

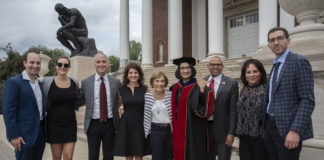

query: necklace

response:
[153,90,165,100]
[155,100,163,114]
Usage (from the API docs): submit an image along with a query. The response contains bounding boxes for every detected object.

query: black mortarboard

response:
[173,57,197,66]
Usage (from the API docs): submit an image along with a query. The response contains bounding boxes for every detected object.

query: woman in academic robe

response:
[170,57,215,160]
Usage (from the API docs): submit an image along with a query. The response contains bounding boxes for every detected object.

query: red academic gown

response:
[171,78,215,160]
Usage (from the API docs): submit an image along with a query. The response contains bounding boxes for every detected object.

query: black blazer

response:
[263,52,315,140]
[205,75,238,142]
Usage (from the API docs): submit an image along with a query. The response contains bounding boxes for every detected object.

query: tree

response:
[129,40,142,61]
[108,55,120,72]
[25,45,69,76]
[0,43,24,113]
[0,43,24,80]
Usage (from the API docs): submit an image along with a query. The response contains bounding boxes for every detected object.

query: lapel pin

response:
[222,81,226,85]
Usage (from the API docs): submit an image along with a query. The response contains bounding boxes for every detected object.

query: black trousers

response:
[215,142,232,160]
[150,122,172,160]
[264,116,302,160]
[239,136,268,160]
[87,119,115,160]
[207,121,216,160]
[15,120,46,160]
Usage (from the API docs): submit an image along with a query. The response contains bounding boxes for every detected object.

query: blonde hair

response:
[150,71,168,88]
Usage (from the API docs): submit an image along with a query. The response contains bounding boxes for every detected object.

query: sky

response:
[0,0,142,59]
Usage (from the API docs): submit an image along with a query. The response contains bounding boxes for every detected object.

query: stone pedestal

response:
[279,0,324,39]
[68,56,95,137]
[68,56,95,83]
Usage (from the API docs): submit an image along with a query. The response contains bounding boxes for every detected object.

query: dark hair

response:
[267,27,289,42]
[23,52,39,62]
[175,62,197,80]
[240,59,267,86]
[150,71,168,88]
[56,56,70,65]
[122,62,144,86]
[54,56,70,76]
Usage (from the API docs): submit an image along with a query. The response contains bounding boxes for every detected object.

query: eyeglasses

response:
[180,66,191,71]
[268,36,286,43]
[57,63,70,68]
[208,63,223,67]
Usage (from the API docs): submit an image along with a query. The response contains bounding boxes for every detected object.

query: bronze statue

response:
[55,3,97,57]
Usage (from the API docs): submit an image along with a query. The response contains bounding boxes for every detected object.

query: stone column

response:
[192,0,206,61]
[207,0,224,58]
[120,0,129,70]
[168,0,182,65]
[259,0,277,46]
[280,7,295,31]
[141,0,153,69]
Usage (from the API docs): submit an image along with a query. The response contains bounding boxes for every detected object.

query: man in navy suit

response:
[2,52,46,160]
[264,27,315,160]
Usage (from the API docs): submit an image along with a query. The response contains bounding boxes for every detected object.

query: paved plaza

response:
[1,114,324,159]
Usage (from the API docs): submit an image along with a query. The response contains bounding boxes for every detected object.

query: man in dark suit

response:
[264,27,315,160]
[2,52,46,160]
[204,56,238,160]
[80,53,121,160]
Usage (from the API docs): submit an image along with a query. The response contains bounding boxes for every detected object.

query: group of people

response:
[2,27,315,160]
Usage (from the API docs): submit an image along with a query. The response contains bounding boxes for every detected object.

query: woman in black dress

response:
[43,56,80,160]
[114,63,150,160]
[235,59,268,160]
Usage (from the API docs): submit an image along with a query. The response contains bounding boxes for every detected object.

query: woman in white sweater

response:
[144,71,172,160]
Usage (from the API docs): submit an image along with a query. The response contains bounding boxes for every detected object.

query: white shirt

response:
[92,73,112,119]
[151,100,171,124]
[22,70,43,120]
[207,73,222,121]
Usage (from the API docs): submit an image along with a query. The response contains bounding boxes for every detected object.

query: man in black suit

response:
[205,56,238,160]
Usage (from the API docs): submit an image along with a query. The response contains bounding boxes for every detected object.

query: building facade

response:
[120,0,299,67]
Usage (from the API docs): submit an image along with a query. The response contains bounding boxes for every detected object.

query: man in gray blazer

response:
[264,27,315,160]
[205,56,238,160]
[80,53,121,160]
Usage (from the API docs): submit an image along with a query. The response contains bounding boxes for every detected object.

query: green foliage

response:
[25,45,69,76]
[0,82,3,113]
[0,43,24,81]
[129,40,142,61]
[108,55,120,72]
[0,43,24,113]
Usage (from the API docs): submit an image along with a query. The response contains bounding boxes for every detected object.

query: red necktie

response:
[209,78,215,90]
[100,77,108,120]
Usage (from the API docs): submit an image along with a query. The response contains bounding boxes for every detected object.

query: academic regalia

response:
[170,78,215,160]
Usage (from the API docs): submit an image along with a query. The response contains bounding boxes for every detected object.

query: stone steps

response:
[74,52,324,159]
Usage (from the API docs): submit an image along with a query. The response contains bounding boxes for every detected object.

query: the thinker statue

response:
[55,3,97,57]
